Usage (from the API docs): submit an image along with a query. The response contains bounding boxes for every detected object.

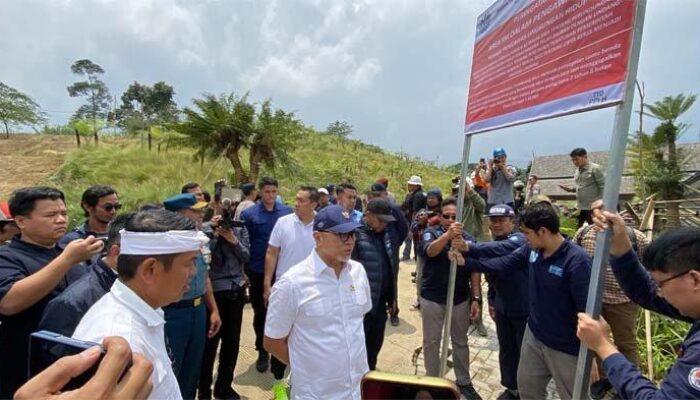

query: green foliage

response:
[116,81,179,132]
[173,92,309,185]
[559,215,578,238]
[0,82,47,136]
[325,120,353,138]
[66,59,113,123]
[45,133,455,226]
[637,312,690,381]
[41,124,74,136]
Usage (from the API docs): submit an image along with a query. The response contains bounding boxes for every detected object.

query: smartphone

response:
[29,330,104,390]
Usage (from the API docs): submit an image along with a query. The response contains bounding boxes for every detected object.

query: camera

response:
[218,194,245,230]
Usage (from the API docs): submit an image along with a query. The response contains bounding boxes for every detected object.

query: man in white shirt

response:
[73,209,208,400]
[264,205,372,400]
[263,186,319,400]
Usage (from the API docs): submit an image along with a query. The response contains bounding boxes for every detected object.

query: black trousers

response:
[577,209,593,228]
[248,271,266,352]
[199,289,245,396]
[248,271,286,379]
[363,300,388,370]
[494,311,528,391]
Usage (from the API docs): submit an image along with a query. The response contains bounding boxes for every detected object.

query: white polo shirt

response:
[73,279,182,400]
[265,250,372,400]
[268,212,315,279]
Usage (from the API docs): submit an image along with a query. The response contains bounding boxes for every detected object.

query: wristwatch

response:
[471,296,483,305]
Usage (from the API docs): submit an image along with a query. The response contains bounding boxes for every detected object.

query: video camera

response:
[213,180,245,230]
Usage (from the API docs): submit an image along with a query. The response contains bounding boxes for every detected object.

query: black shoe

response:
[213,387,241,400]
[256,351,269,373]
[459,383,483,400]
[496,389,519,399]
[590,378,612,400]
[390,315,400,326]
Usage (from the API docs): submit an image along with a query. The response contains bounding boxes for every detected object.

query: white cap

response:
[318,188,329,195]
[407,175,423,186]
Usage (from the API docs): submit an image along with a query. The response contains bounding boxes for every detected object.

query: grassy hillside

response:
[38,132,455,226]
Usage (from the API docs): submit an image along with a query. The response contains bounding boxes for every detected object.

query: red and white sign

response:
[465,0,638,134]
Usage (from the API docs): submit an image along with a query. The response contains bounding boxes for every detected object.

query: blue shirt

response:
[181,252,207,300]
[467,239,591,355]
[420,226,475,305]
[38,258,117,336]
[241,202,293,273]
[0,237,88,395]
[469,232,528,317]
[605,250,699,399]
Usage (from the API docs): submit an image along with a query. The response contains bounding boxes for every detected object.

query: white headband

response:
[119,230,209,255]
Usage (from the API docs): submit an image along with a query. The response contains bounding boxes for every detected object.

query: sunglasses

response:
[101,203,122,212]
[320,230,356,243]
[442,214,457,220]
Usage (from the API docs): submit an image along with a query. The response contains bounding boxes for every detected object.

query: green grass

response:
[43,133,455,227]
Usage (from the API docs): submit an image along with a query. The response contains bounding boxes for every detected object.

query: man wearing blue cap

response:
[486,148,516,213]
[264,205,372,400]
[465,204,528,400]
[163,193,222,400]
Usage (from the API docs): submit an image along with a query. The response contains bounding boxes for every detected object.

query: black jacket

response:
[352,223,398,311]
[38,258,117,337]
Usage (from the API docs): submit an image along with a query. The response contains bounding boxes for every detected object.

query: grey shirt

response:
[486,165,517,205]
[574,162,605,210]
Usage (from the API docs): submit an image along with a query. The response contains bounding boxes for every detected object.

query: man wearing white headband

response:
[73,209,206,400]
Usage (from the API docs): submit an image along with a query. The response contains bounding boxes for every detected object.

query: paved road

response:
[219,255,510,400]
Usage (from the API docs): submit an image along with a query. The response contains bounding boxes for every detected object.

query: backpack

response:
[576,224,638,253]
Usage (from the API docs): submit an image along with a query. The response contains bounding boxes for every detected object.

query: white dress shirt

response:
[73,279,182,400]
[268,213,316,279]
[265,250,372,400]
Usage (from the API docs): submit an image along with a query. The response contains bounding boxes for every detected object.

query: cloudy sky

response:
[2,0,699,166]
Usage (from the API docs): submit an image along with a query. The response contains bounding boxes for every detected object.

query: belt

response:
[165,296,203,309]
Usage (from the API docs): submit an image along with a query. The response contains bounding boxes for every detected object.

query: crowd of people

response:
[1,145,699,400]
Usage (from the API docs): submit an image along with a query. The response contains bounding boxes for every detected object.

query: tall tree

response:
[249,99,304,183]
[325,120,353,138]
[173,93,255,183]
[117,81,179,149]
[0,82,46,138]
[172,93,305,184]
[67,59,112,142]
[643,93,697,228]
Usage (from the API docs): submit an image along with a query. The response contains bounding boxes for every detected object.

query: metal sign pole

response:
[571,0,647,398]
[439,133,473,376]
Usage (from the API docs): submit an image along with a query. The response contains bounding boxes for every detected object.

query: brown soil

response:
[0,135,78,199]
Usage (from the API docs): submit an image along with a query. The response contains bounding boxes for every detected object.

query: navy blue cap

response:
[163,193,208,212]
[486,204,515,217]
[313,205,361,233]
[493,147,507,158]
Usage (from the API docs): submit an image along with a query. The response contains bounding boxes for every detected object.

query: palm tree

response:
[643,93,697,228]
[173,93,255,183]
[248,99,304,184]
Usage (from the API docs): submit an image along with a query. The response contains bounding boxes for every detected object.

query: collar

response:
[542,238,570,261]
[578,163,590,172]
[111,279,165,328]
[311,249,348,277]
[96,257,118,277]
[10,235,60,253]
[293,212,315,227]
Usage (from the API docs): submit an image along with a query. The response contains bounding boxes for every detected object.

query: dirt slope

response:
[0,135,77,199]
